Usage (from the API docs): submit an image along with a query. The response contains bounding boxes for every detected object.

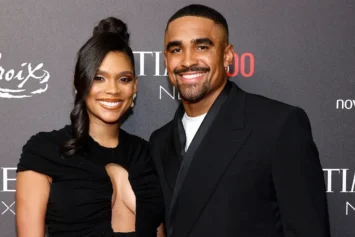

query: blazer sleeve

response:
[271,107,330,237]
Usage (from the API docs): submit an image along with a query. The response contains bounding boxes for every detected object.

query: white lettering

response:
[346,202,355,215]
[351,173,355,192]
[160,85,175,100]
[1,201,15,215]
[336,99,344,109]
[5,69,14,81]
[133,51,153,76]
[153,51,168,76]
[336,99,355,109]
[0,53,50,98]
[154,51,161,76]
[17,63,50,88]
[0,67,4,78]
[159,85,181,100]
[345,99,353,110]
[341,169,348,193]
[323,169,340,193]
[2,167,16,192]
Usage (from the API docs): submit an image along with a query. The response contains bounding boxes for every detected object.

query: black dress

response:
[17,125,164,237]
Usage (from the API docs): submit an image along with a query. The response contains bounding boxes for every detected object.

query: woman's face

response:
[85,51,137,125]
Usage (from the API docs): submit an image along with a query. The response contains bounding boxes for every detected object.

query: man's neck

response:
[183,80,227,117]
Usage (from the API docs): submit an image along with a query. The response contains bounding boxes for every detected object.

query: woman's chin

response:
[103,117,121,125]
[94,114,120,125]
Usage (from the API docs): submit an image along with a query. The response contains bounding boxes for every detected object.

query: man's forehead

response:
[165,16,225,41]
[168,16,215,28]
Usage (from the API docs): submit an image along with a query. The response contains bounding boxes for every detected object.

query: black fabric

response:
[175,107,186,160]
[167,81,232,237]
[17,125,163,237]
[149,81,330,237]
[113,232,135,237]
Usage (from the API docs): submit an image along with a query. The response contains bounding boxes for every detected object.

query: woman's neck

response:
[89,121,120,148]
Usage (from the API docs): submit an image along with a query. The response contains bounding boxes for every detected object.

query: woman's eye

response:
[120,77,132,82]
[94,76,104,81]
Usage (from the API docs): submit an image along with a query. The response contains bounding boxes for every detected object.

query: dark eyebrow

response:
[117,71,134,76]
[96,70,134,77]
[166,40,182,51]
[96,69,108,76]
[192,38,214,46]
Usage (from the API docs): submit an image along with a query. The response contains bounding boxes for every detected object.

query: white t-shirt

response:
[181,112,207,152]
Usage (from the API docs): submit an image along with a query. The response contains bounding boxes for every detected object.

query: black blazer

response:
[149,81,330,237]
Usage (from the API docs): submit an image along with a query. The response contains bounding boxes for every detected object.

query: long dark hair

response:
[61,17,135,156]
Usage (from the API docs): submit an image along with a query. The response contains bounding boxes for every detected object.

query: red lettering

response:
[240,53,254,78]
[227,52,255,78]
[227,53,239,77]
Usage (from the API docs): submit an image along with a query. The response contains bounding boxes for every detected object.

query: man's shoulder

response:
[245,91,295,112]
[232,86,308,128]
[150,120,174,142]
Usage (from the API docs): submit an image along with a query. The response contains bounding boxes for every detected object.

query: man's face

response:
[164,16,233,103]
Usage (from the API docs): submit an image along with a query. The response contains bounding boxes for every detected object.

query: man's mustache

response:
[174,66,210,74]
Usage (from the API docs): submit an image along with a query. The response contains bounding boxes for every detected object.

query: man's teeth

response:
[181,73,204,79]
[98,101,121,107]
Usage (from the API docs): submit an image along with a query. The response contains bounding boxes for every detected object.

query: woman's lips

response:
[97,100,122,110]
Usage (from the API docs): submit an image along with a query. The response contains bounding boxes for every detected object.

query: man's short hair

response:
[166,4,229,41]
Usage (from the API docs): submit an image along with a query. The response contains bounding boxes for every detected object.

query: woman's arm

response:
[16,170,50,237]
[157,223,165,237]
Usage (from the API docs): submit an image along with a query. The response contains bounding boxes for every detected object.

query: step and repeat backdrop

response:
[0,0,354,236]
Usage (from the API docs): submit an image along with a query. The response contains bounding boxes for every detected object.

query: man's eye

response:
[197,45,209,50]
[94,76,104,81]
[171,48,181,53]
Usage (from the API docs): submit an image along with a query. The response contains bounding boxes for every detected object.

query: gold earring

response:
[131,93,137,108]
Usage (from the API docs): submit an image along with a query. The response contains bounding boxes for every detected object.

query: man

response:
[149,4,330,237]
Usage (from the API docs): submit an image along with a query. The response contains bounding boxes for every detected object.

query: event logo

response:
[324,168,355,215]
[336,99,355,110]
[0,52,50,98]
[133,51,255,100]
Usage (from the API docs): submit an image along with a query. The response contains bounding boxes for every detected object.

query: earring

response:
[131,93,137,108]
[225,66,229,73]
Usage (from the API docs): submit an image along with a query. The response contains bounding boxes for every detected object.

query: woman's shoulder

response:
[17,125,72,175]
[24,125,71,147]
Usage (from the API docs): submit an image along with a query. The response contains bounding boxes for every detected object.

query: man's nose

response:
[181,50,198,68]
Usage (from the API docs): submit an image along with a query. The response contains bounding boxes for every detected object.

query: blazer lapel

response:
[172,83,253,237]
[162,133,181,193]
[161,105,185,194]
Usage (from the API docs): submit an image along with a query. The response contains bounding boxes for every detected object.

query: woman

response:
[16,17,164,237]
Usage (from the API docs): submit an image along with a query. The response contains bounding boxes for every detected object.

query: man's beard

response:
[173,66,210,103]
[176,79,210,103]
